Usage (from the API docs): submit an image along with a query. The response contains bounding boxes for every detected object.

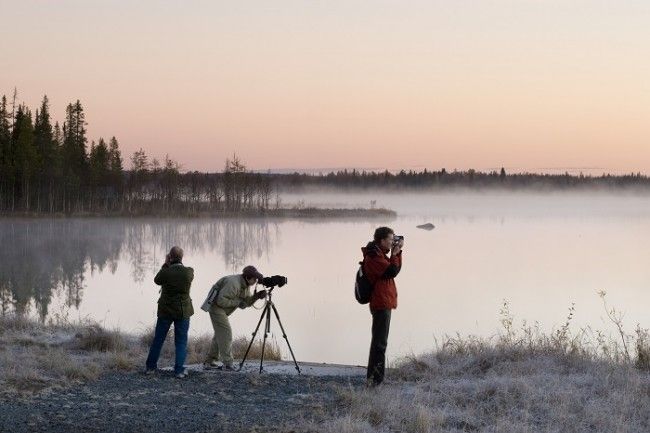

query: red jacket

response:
[361,241,402,310]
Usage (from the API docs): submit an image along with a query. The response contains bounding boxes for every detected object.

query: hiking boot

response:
[203,360,220,370]
[175,369,188,379]
[218,364,236,372]
[143,368,156,376]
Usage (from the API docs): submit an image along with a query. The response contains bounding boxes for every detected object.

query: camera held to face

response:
[393,235,404,245]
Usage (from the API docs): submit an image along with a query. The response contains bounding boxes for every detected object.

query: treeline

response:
[0,90,274,215]
[2,90,648,218]
[275,167,650,191]
[0,92,124,213]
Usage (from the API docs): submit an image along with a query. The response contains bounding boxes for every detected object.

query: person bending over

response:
[202,265,267,371]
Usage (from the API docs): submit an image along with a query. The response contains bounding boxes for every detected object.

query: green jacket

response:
[212,274,257,316]
[154,262,195,319]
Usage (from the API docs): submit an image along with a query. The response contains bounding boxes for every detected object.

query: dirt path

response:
[0,368,364,433]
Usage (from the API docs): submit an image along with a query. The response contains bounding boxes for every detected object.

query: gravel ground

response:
[0,370,364,433]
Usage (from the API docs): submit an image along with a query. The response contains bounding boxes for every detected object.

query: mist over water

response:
[2,191,650,365]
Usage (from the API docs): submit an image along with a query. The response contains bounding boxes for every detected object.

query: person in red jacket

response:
[361,226,403,386]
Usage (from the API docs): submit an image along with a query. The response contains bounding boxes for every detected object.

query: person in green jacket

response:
[202,265,267,370]
[145,246,194,378]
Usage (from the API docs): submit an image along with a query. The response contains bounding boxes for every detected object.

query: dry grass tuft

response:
[4,369,51,394]
[138,328,282,364]
[0,317,156,395]
[305,299,650,433]
[107,351,138,371]
[0,314,34,333]
[0,314,287,397]
[310,346,650,433]
[186,334,213,364]
[74,324,128,352]
[232,335,282,361]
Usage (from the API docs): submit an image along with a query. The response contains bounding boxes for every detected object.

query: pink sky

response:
[2,1,649,173]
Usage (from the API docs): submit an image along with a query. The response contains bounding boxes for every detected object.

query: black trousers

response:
[367,309,391,385]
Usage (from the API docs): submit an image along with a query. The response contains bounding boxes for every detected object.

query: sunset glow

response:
[2,0,649,172]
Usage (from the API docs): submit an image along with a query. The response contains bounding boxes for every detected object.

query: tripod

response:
[238,288,301,374]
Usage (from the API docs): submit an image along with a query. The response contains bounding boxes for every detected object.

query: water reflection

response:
[0,219,277,319]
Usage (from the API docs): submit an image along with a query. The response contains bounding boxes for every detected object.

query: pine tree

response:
[90,138,110,187]
[62,100,88,211]
[89,138,111,210]
[0,95,12,210]
[130,148,149,173]
[33,95,57,211]
[129,148,149,209]
[12,105,37,210]
[108,136,123,173]
[108,136,124,209]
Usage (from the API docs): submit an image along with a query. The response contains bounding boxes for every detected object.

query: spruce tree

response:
[90,137,110,188]
[108,136,124,205]
[108,136,123,173]
[33,95,57,211]
[12,105,37,210]
[0,96,12,210]
[62,100,88,211]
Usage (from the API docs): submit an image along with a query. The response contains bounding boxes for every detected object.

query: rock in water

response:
[417,223,435,231]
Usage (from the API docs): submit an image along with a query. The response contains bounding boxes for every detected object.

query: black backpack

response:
[355,261,373,304]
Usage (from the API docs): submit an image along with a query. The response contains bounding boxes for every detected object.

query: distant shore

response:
[0,207,397,219]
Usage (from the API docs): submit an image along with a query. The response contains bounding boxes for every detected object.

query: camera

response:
[260,275,288,288]
[393,235,404,245]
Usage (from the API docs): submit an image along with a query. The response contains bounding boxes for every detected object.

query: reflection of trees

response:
[125,219,275,274]
[221,220,273,273]
[0,219,276,319]
[125,223,155,284]
[0,220,125,319]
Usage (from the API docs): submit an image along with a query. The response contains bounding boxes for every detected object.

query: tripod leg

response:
[260,302,272,373]
[238,304,268,371]
[259,303,272,373]
[270,303,301,374]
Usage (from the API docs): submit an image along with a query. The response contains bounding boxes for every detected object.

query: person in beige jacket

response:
[202,265,266,370]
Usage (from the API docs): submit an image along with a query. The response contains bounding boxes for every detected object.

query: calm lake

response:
[2,191,650,365]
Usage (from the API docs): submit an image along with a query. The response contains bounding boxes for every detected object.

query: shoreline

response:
[0,207,396,220]
[4,307,650,432]
[0,315,363,432]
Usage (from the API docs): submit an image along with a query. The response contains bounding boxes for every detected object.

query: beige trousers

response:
[206,307,234,366]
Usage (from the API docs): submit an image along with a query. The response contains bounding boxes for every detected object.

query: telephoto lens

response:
[261,275,288,288]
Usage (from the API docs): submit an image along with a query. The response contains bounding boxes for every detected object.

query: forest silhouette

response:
[2,91,649,216]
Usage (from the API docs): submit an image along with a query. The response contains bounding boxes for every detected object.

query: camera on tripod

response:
[240,273,300,374]
[260,275,288,289]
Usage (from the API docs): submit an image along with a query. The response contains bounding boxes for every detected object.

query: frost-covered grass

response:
[0,315,134,395]
[307,297,650,433]
[0,314,280,396]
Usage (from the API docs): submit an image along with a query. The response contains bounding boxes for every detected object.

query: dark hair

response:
[169,246,184,263]
[374,226,394,242]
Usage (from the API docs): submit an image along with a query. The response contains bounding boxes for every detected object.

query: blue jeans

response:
[145,317,190,375]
